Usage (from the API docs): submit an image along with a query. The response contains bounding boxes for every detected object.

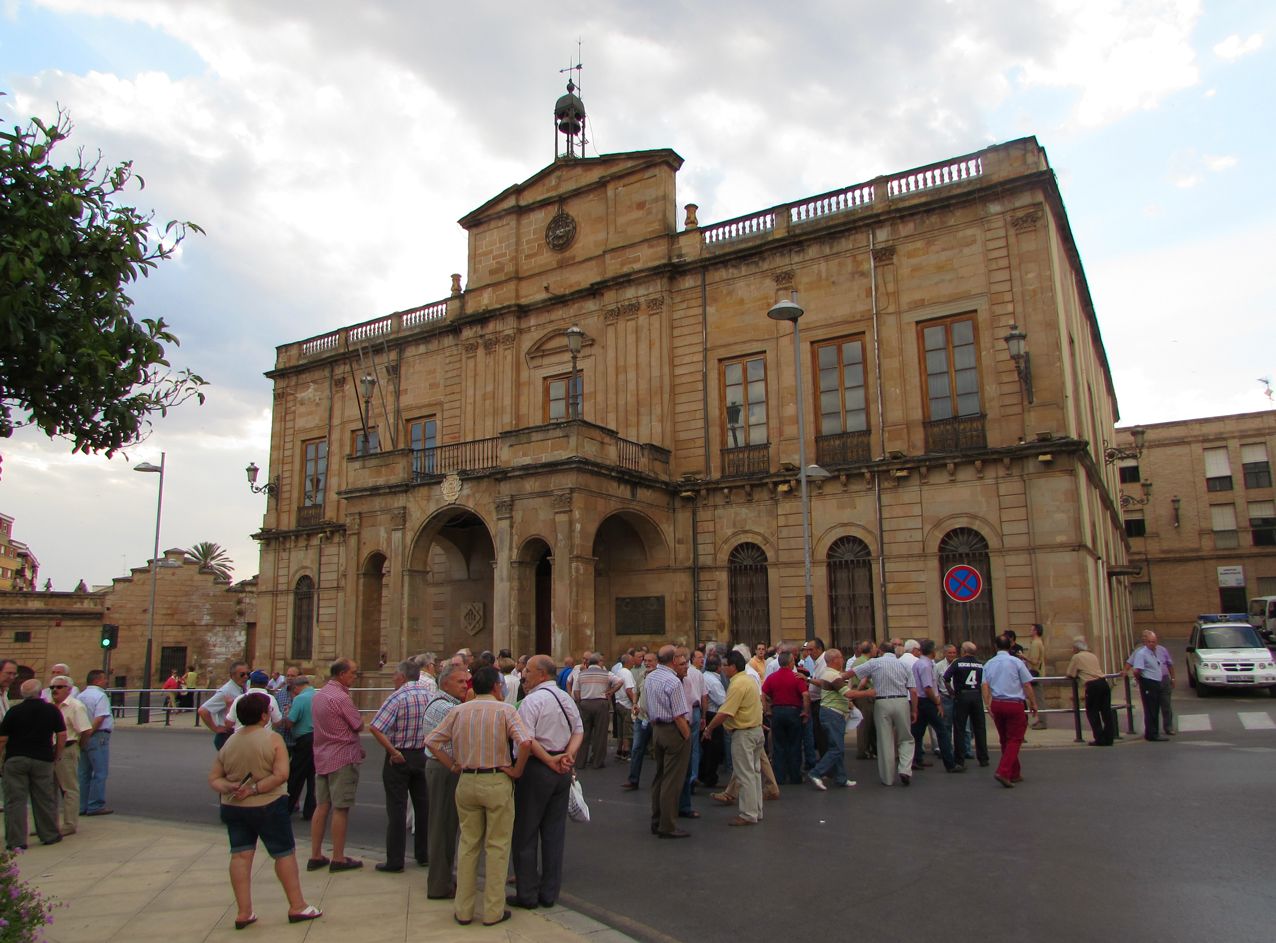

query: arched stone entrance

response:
[514,537,553,657]
[591,511,671,656]
[404,508,496,657]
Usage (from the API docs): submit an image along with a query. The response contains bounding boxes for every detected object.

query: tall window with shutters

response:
[302,439,327,507]
[1242,443,1272,488]
[1249,500,1276,546]
[813,337,871,467]
[727,543,770,649]
[827,536,875,649]
[292,576,315,660]
[1211,504,1239,549]
[920,316,985,451]
[938,528,995,649]
[1204,446,1233,492]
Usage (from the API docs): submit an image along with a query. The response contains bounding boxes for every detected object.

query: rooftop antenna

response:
[554,44,587,159]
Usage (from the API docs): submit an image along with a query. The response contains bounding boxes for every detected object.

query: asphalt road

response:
[102,676,1276,943]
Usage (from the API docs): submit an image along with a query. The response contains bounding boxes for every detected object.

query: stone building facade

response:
[1116,411,1276,637]
[0,549,256,688]
[253,133,1137,680]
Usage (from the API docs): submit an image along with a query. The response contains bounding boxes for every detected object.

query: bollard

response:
[1070,676,1084,742]
[1123,673,1136,734]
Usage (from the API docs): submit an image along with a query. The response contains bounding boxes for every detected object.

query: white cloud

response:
[1204,154,1237,171]
[1213,33,1263,61]
[1014,0,1202,127]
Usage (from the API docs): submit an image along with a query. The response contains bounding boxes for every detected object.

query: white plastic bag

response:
[567,773,590,823]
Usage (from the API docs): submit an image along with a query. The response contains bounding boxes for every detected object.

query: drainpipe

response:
[869,230,889,634]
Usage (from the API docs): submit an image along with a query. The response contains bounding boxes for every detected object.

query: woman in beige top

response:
[209,692,321,929]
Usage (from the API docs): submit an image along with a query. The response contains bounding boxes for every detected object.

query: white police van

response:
[1185,613,1276,697]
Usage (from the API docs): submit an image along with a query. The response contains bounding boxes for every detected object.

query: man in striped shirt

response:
[574,654,621,768]
[645,645,692,838]
[308,658,366,872]
[369,659,434,873]
[424,666,535,927]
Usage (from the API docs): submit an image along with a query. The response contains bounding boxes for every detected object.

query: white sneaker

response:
[808,775,828,791]
[841,781,857,787]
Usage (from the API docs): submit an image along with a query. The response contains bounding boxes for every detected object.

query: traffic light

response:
[100,624,119,649]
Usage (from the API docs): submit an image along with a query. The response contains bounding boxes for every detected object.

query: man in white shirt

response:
[41,664,80,702]
[198,661,249,749]
[227,670,284,731]
[611,654,637,759]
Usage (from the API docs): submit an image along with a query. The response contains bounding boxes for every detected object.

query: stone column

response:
[552,491,574,659]
[386,508,406,660]
[491,496,514,654]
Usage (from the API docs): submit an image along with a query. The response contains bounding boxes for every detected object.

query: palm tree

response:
[184,542,234,580]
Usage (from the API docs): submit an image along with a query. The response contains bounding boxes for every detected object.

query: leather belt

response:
[876,694,908,699]
[461,767,501,774]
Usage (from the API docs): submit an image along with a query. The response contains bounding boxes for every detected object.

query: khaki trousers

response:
[728,726,765,822]
[874,697,915,785]
[54,744,80,834]
[649,723,690,835]
[722,747,778,799]
[454,771,514,924]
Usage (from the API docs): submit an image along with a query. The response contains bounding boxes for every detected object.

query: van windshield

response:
[1200,625,1264,649]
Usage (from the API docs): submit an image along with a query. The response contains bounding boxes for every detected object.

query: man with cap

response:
[1066,637,1114,746]
[227,670,284,731]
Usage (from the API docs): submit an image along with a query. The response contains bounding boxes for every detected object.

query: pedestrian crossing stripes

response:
[1168,711,1276,733]
[1238,712,1276,730]
[1175,714,1212,732]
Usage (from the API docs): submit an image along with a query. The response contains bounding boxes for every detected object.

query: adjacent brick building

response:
[252,111,1138,678]
[0,549,256,688]
[1116,411,1276,637]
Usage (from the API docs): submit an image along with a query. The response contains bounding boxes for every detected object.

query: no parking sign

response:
[943,564,983,603]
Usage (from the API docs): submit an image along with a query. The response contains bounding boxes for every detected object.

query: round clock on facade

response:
[545,210,577,251]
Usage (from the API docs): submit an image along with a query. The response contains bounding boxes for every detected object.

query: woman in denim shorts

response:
[210,692,322,929]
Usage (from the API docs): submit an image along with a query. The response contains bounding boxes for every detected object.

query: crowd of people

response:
[0,626,1179,927]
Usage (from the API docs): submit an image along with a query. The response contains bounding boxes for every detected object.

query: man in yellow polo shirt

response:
[702,650,764,826]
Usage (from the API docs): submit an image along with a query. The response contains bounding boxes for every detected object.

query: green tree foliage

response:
[184,541,234,580]
[0,108,207,455]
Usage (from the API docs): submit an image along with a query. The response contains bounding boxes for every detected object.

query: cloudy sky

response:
[2,0,1273,591]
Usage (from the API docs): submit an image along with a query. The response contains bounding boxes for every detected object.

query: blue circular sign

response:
[943,564,983,603]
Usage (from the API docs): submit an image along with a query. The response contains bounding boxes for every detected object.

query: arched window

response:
[938,528,994,649]
[292,576,315,660]
[828,536,874,650]
[728,543,770,649]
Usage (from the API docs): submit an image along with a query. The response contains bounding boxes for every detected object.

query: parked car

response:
[1185,614,1276,697]
[1247,596,1276,645]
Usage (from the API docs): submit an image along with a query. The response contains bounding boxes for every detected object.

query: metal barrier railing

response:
[1024,672,1135,743]
[103,685,400,727]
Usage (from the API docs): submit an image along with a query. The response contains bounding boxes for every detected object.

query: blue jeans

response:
[770,706,804,784]
[78,730,110,813]
[809,709,849,786]
[911,699,956,769]
[626,719,652,785]
[679,705,701,813]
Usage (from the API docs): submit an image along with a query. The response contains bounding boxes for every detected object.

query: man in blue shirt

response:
[287,675,317,819]
[1124,635,1167,741]
[981,634,1040,788]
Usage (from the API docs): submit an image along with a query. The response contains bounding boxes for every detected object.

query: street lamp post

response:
[565,326,584,419]
[133,452,165,724]
[767,294,828,642]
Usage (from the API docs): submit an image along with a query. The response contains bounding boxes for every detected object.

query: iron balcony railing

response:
[722,444,771,477]
[815,429,872,468]
[411,437,500,480]
[924,414,987,453]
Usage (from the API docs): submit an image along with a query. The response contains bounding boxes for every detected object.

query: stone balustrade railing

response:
[297,297,450,359]
[701,147,988,250]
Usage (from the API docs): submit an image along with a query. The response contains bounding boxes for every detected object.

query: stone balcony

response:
[340,419,671,499]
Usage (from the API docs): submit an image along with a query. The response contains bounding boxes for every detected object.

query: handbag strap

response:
[533,688,574,752]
